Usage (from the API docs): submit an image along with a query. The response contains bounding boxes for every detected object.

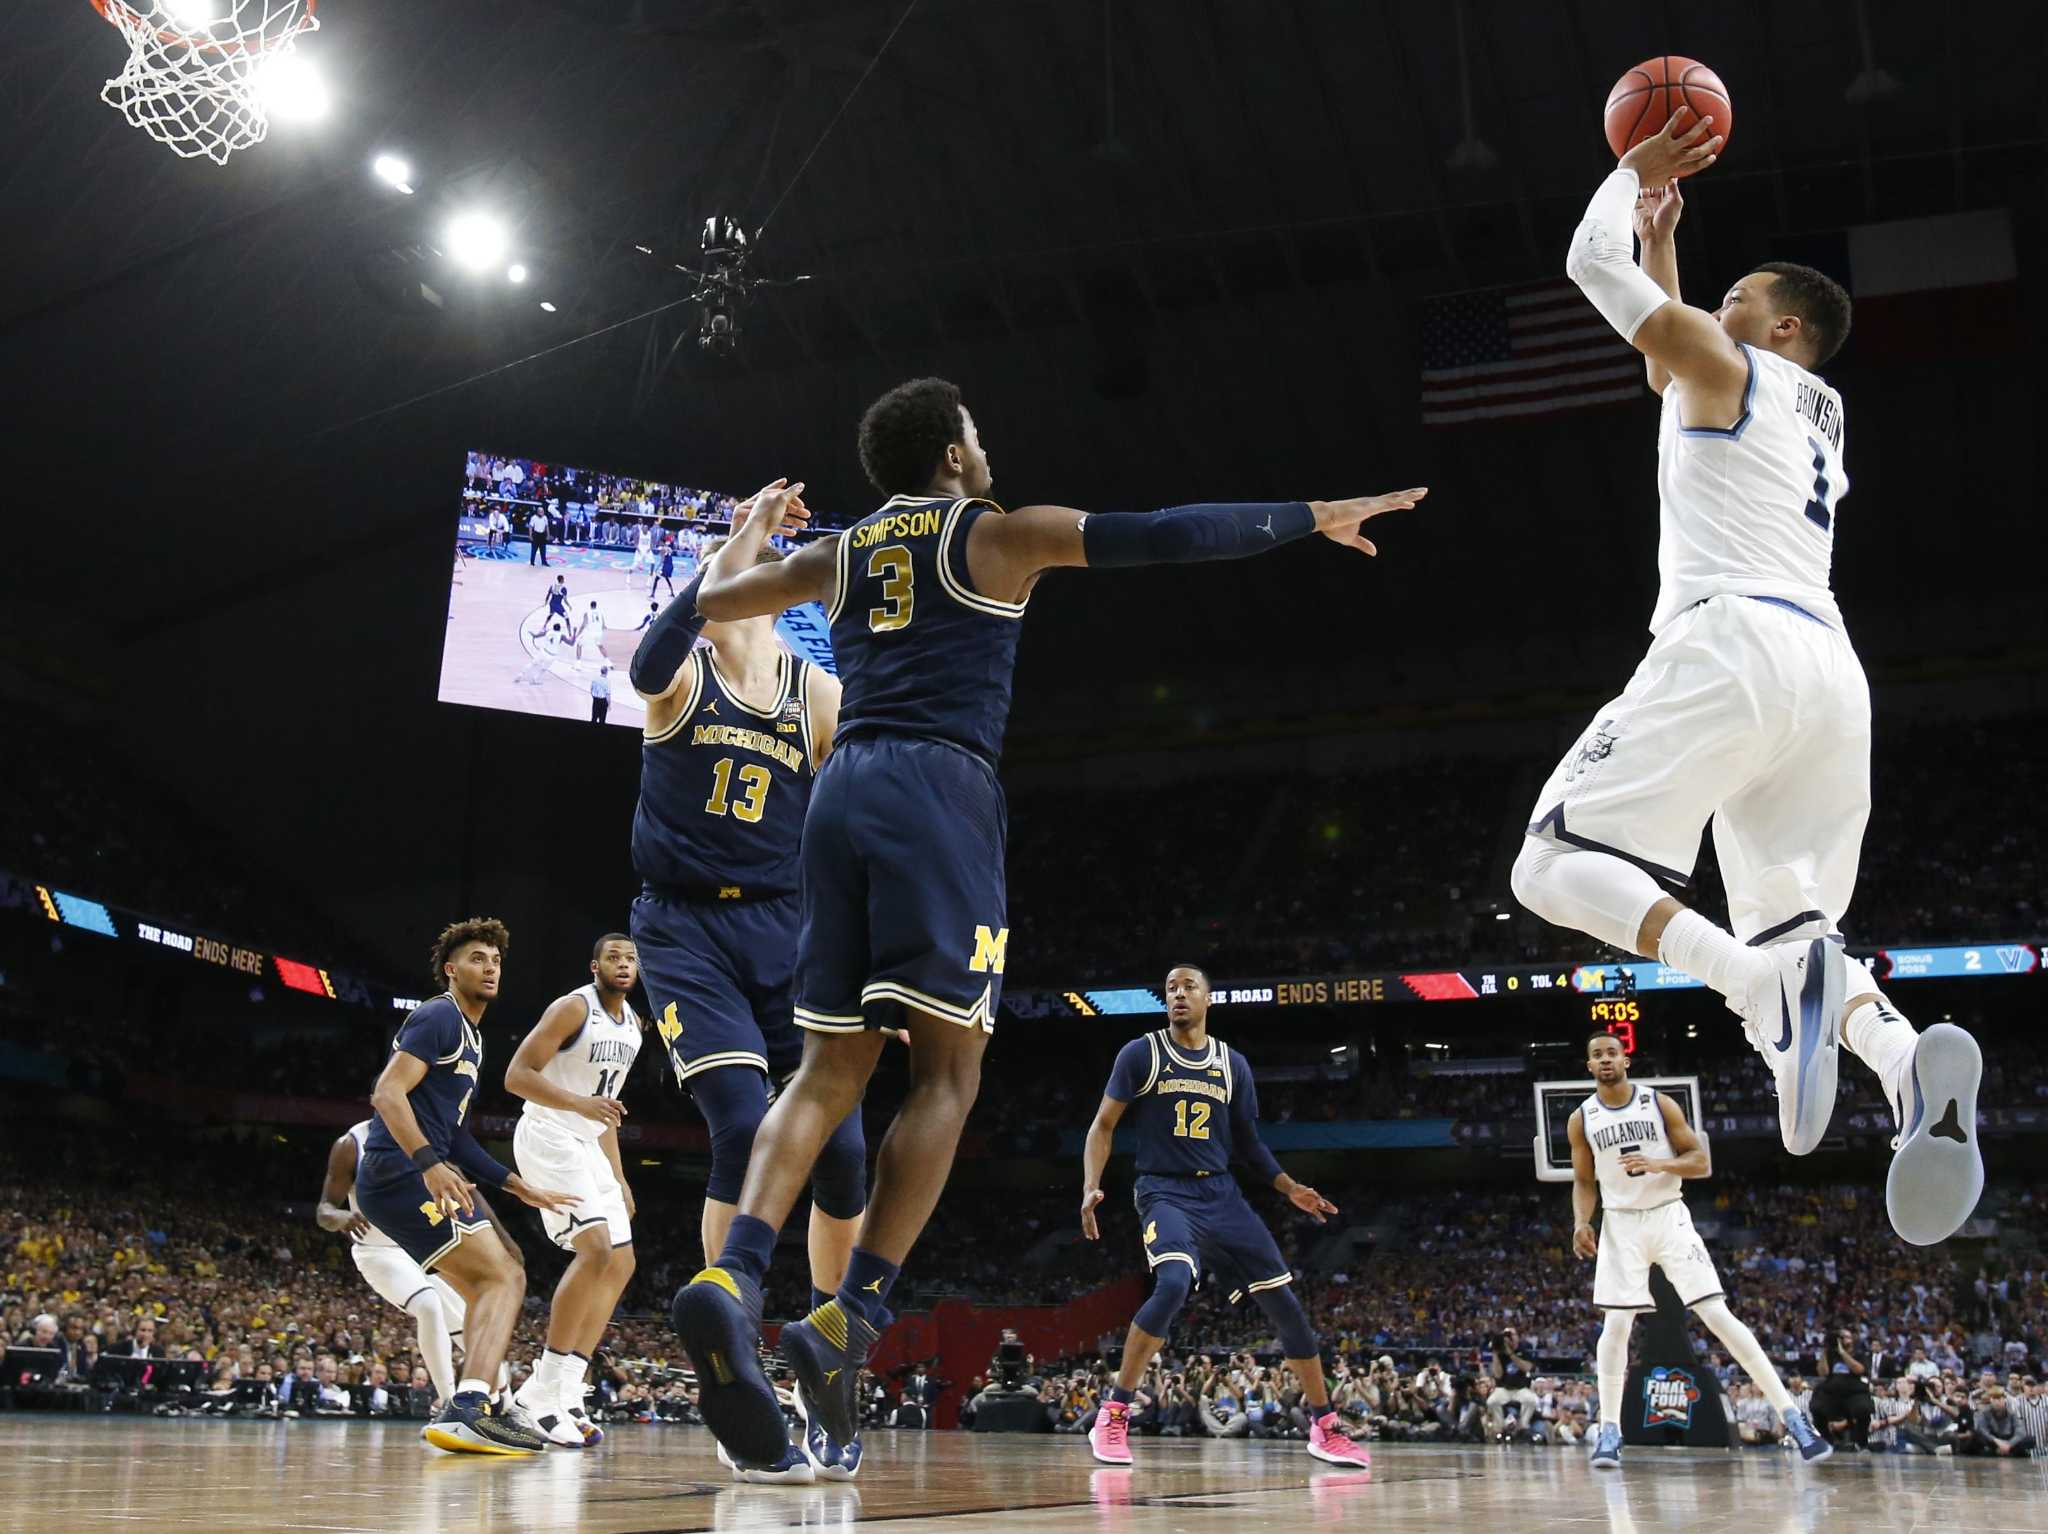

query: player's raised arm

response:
[694,478,838,620]
[1567,1108,1599,1258]
[1566,107,1748,410]
[1631,179,1685,395]
[966,490,1428,605]
[505,994,627,1132]
[314,1132,370,1239]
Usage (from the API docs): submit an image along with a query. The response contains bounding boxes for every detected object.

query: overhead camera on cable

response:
[681,216,810,358]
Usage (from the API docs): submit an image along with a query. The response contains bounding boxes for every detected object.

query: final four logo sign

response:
[1642,1366,1701,1429]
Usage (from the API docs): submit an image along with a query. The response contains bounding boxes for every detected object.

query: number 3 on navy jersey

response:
[1802,437,1838,532]
[867,545,914,632]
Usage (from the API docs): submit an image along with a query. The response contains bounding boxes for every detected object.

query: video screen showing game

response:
[438,452,834,728]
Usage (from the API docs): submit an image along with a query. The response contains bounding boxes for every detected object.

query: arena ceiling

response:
[4,0,2041,973]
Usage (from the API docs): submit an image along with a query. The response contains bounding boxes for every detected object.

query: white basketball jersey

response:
[1651,344,1848,633]
[346,1120,398,1249]
[1580,1086,1681,1211]
[521,985,642,1142]
[638,528,653,551]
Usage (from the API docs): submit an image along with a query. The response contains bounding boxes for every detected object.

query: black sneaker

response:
[778,1297,881,1449]
[422,1391,546,1455]
[670,1266,788,1467]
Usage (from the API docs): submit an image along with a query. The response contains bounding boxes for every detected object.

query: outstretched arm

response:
[695,479,838,620]
[968,490,1427,606]
[1566,108,1747,414]
[1632,180,1684,395]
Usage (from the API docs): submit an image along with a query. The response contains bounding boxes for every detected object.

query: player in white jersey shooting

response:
[1567,1032,1828,1469]
[314,1122,522,1434]
[1512,107,1983,1247]
[504,934,645,1446]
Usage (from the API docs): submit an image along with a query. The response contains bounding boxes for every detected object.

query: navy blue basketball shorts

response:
[354,1148,491,1271]
[633,889,804,1084]
[1135,1174,1292,1295]
[794,734,1008,1037]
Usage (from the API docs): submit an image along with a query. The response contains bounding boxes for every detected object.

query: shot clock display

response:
[1589,996,1641,1054]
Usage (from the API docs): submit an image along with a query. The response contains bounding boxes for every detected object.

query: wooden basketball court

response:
[7,1416,2041,1532]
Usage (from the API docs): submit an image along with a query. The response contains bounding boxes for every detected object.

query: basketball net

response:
[90,0,319,165]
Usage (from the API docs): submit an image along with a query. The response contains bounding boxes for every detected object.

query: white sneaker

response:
[1884,1022,1984,1246]
[510,1382,588,1448]
[1736,938,1844,1155]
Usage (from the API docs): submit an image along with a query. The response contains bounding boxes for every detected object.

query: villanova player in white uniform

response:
[504,935,644,1446]
[1513,108,1983,1247]
[1567,1032,1827,1469]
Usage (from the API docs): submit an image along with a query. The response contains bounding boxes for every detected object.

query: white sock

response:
[406,1292,457,1405]
[457,1375,491,1400]
[1596,1310,1633,1428]
[1658,910,1774,1002]
[535,1348,571,1398]
[1842,994,1917,1106]
[562,1353,590,1411]
[1692,1300,1794,1416]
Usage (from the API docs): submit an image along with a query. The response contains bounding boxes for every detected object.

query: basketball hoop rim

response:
[90,0,317,61]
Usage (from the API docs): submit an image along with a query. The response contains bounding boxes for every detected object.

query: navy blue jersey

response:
[827,496,1025,765]
[631,647,817,900]
[364,995,484,1159]
[1106,1030,1265,1178]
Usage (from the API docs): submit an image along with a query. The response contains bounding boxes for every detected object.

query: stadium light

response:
[445,212,509,273]
[256,53,330,123]
[507,263,528,284]
[163,0,225,25]
[372,154,414,194]
[539,300,557,312]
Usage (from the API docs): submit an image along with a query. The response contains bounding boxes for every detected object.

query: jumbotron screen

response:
[438,451,835,729]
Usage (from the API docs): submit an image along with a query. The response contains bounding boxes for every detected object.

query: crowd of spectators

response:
[464,452,742,527]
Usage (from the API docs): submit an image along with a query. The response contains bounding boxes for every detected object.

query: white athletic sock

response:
[457,1375,491,1400]
[1596,1310,1633,1428]
[407,1293,457,1406]
[534,1348,570,1399]
[1842,994,1917,1108]
[496,1360,511,1394]
[1692,1299,1794,1417]
[1658,910,1775,1002]
[563,1352,590,1411]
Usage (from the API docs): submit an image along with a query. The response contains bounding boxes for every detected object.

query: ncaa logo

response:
[1642,1366,1700,1429]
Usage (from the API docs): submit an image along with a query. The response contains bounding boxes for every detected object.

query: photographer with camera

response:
[1810,1328,1877,1451]
[1411,1358,1455,1437]
[1488,1327,1543,1438]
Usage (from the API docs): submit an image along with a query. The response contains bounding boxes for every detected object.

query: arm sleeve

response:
[1228,1054,1286,1186]
[1103,1038,1150,1102]
[628,572,708,696]
[446,1125,512,1192]
[1563,168,1671,343]
[391,1003,459,1065]
[1082,501,1316,569]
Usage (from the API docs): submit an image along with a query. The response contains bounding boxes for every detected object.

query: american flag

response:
[1420,280,1644,426]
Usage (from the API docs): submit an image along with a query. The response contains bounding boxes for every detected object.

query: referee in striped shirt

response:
[2014,1377,2048,1451]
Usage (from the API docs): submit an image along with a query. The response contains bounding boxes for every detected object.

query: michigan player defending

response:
[315,1120,526,1425]
[1511,109,1982,1246]
[668,377,1424,1470]
[1079,965,1368,1469]
[627,524,869,1482]
[502,934,644,1447]
[1569,1031,1829,1469]
[356,918,581,1454]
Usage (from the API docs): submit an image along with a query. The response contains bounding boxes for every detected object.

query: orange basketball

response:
[1604,56,1732,174]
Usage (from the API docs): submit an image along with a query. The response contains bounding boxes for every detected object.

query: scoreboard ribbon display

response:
[1011,938,2045,1017]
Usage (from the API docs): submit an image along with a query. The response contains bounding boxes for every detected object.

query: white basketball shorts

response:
[1526,594,1871,945]
[351,1240,466,1324]
[513,1114,632,1250]
[1594,1200,1723,1312]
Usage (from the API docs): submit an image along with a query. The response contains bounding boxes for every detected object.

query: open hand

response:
[1573,1223,1599,1259]
[509,1177,582,1216]
[577,1095,627,1130]
[1618,105,1721,183]
[1080,1187,1105,1241]
[1288,1183,1339,1223]
[1311,488,1427,555]
[422,1161,476,1221]
[734,477,811,539]
[1632,178,1683,243]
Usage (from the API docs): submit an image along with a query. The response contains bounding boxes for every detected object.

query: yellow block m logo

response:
[969,925,1009,975]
